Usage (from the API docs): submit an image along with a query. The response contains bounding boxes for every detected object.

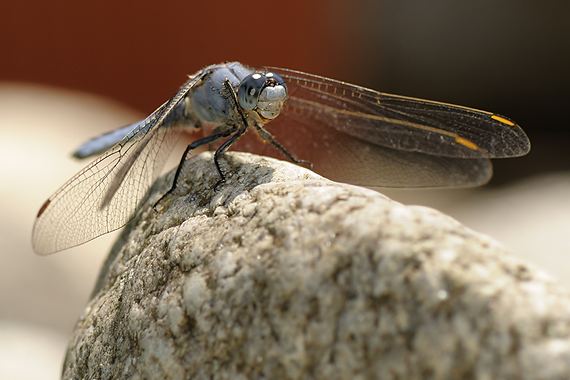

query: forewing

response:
[259,67,530,159]
[32,73,204,255]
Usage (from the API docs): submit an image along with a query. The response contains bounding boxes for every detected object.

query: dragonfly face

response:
[237,72,288,121]
[32,62,530,255]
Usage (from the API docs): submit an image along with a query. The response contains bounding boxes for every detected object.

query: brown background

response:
[2,1,569,181]
[1,4,569,378]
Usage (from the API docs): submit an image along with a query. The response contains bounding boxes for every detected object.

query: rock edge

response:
[63,152,570,380]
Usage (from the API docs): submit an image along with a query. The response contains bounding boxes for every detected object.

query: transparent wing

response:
[258,67,530,159]
[231,114,492,188]
[32,74,203,255]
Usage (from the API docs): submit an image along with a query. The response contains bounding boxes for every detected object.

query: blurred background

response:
[1,1,569,379]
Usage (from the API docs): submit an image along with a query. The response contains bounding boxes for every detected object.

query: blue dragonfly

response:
[32,62,530,254]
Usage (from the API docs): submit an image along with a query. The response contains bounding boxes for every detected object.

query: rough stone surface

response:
[63,152,570,380]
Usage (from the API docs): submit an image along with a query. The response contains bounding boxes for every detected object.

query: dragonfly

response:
[32,61,530,255]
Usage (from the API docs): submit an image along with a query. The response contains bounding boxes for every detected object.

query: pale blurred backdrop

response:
[1,1,569,379]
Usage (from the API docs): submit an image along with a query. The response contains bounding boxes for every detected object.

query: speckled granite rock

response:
[63,152,570,380]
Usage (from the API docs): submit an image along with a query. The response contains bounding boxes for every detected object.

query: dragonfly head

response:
[238,72,287,121]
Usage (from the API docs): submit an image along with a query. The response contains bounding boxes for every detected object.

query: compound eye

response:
[265,72,286,89]
[238,73,266,110]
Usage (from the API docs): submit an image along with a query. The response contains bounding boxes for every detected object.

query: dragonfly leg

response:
[153,128,236,210]
[253,124,312,168]
[209,78,255,190]
[212,124,249,190]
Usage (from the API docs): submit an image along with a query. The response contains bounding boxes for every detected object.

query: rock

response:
[63,152,570,380]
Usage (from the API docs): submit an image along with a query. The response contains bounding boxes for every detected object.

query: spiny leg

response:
[153,128,236,209]
[212,124,249,190]
[210,78,254,189]
[254,124,313,168]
